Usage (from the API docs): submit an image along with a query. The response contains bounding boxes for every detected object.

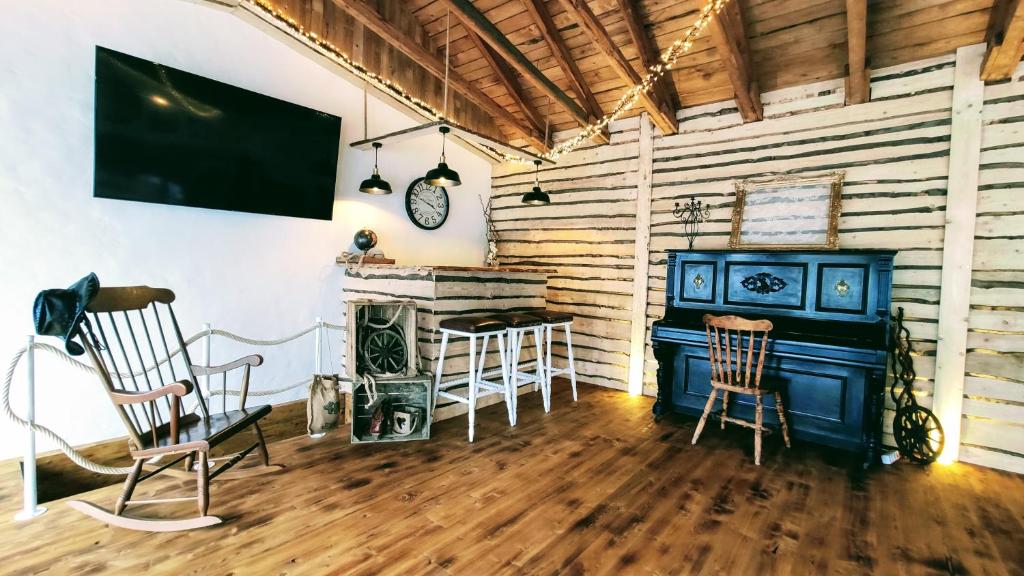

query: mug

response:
[391,408,420,436]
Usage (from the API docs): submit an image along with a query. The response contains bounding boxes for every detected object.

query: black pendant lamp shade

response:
[425,126,461,187]
[521,159,549,206]
[359,142,392,195]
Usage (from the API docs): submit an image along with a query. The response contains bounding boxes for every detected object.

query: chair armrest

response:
[110,380,194,405]
[190,354,263,376]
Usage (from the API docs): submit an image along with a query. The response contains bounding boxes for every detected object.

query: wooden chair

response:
[67,286,281,531]
[690,314,791,465]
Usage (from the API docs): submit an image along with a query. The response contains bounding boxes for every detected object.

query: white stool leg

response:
[497,332,514,426]
[545,324,553,412]
[534,326,549,413]
[565,323,578,402]
[432,331,449,412]
[510,328,522,418]
[476,334,490,384]
[467,334,477,443]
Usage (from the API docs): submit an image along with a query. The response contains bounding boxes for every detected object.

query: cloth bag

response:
[307,375,341,436]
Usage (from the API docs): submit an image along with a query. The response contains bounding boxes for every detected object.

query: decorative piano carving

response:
[651,249,896,466]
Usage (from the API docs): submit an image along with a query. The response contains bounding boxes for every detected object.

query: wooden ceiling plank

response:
[981,0,1024,81]
[845,0,870,105]
[614,0,679,112]
[555,0,678,135]
[708,0,763,122]
[521,0,609,143]
[328,0,550,152]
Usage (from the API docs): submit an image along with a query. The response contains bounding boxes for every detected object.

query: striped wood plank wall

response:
[340,266,547,423]
[960,61,1024,474]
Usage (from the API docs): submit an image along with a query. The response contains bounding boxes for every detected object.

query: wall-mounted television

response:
[93,46,341,221]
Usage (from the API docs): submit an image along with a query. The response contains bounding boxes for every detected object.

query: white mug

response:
[391,409,420,436]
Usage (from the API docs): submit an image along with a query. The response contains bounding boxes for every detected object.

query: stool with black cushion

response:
[433,316,513,442]
[526,309,578,407]
[487,312,546,419]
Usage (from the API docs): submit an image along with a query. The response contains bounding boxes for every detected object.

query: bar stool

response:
[487,312,546,419]
[433,316,512,442]
[526,310,578,406]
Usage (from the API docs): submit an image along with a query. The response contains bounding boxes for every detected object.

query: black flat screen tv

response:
[93,46,341,220]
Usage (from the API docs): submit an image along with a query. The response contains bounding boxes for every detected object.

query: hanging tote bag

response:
[307,375,341,437]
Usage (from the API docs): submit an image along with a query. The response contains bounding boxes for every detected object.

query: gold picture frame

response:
[728,171,845,250]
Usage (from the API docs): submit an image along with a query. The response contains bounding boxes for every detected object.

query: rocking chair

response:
[67,286,281,531]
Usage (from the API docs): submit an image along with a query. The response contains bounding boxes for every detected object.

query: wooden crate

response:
[349,373,433,444]
[344,299,419,380]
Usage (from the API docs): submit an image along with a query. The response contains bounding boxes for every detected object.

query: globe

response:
[353,229,378,252]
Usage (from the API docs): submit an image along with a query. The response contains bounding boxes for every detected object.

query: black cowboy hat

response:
[33,273,100,356]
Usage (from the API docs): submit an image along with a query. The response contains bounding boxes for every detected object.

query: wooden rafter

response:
[615,0,678,113]
[555,0,678,135]
[521,0,608,144]
[845,0,870,105]
[439,0,610,143]
[981,0,1024,81]
[708,0,762,121]
[328,0,550,152]
[459,23,550,148]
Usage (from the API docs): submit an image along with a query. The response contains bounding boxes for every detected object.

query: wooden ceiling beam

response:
[555,0,678,135]
[521,0,608,143]
[328,0,550,153]
[845,0,870,105]
[459,23,551,148]
[439,0,610,144]
[615,0,679,113]
[981,0,1024,81]
[708,0,763,122]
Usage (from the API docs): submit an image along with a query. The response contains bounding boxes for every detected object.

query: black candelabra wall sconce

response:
[673,197,711,250]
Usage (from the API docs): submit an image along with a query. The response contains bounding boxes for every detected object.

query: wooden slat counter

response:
[340,265,550,422]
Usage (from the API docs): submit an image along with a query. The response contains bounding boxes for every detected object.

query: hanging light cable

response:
[425,7,461,187]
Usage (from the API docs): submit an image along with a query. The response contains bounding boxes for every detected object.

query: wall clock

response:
[405,177,449,230]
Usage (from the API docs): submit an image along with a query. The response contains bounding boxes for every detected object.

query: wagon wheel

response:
[362,328,407,374]
[894,405,944,464]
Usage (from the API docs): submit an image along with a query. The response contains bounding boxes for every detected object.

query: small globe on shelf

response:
[354,229,378,253]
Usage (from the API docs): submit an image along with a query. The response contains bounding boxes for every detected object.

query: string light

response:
[241,0,729,163]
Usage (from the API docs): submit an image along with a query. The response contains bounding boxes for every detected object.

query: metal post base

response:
[14,506,47,521]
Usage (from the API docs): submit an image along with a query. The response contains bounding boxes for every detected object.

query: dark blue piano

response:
[651,249,896,463]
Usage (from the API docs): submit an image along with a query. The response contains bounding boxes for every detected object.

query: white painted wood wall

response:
[492,51,1024,475]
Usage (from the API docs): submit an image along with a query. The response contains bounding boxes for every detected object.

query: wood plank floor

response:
[1,383,1022,575]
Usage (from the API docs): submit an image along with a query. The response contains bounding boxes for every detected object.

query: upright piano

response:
[651,249,896,464]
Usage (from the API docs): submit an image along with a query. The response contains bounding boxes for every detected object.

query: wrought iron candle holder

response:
[673,197,711,250]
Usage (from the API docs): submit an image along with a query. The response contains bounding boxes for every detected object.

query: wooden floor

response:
[1,384,1022,575]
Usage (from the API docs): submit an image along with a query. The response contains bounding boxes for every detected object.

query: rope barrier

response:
[3,321,344,475]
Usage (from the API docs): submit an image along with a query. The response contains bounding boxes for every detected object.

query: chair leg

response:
[509,329,522,418]
[545,324,553,410]
[253,421,271,466]
[565,323,578,402]
[754,396,764,466]
[115,458,145,516]
[467,335,477,443]
[721,391,730,429]
[533,327,547,412]
[497,332,514,427]
[476,334,490,384]
[184,453,195,472]
[775,391,791,448]
[197,451,210,516]
[691,388,718,445]
[432,331,449,412]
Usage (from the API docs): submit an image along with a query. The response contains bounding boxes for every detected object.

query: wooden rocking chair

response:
[67,286,281,531]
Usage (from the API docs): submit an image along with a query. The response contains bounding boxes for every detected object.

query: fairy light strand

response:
[241,0,728,163]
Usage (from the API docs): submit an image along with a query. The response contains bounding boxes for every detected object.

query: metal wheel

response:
[362,328,407,374]
[894,405,944,464]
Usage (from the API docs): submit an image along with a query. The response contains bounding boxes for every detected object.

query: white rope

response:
[3,321,346,475]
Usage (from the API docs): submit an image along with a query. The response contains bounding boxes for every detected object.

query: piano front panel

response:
[723,261,808,310]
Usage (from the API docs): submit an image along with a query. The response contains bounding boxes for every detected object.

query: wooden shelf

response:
[336,255,396,266]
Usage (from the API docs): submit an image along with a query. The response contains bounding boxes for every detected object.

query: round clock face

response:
[405,177,449,230]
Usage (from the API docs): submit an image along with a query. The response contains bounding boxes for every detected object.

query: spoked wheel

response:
[894,405,944,463]
[362,328,407,374]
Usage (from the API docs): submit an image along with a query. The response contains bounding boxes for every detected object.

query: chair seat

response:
[526,309,573,324]
[135,405,272,455]
[439,316,507,334]
[487,312,542,328]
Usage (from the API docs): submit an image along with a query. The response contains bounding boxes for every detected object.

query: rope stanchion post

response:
[14,335,46,521]
[315,316,323,376]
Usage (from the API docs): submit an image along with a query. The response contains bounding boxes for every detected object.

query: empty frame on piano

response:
[729,172,845,250]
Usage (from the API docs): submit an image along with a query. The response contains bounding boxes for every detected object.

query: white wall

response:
[0,0,493,460]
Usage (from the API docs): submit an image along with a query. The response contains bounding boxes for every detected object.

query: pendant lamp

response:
[359,142,392,194]
[424,126,461,187]
[521,159,549,205]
